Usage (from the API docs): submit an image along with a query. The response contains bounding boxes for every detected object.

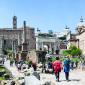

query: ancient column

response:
[42,42,43,50]
[22,21,27,51]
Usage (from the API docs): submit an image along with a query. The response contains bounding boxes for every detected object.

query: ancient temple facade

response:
[0,16,35,55]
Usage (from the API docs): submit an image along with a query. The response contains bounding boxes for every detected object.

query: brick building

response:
[0,16,35,56]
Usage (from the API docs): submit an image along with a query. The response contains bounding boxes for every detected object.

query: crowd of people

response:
[10,59,37,72]
[0,54,85,85]
[1,54,84,84]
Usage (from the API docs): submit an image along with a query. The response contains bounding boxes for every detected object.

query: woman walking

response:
[52,57,62,82]
[63,56,70,81]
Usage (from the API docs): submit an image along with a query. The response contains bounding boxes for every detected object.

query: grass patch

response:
[0,77,5,80]
[0,65,12,80]
[0,66,6,72]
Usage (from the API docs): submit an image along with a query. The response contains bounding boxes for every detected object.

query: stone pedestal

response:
[22,43,28,51]
[28,50,38,63]
[16,43,28,61]
[21,51,28,60]
[17,45,22,51]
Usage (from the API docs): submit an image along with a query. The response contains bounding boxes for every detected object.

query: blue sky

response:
[0,0,85,32]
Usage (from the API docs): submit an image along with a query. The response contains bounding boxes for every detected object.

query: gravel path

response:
[4,60,85,85]
[40,69,85,85]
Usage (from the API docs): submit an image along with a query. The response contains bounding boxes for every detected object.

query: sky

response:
[0,0,85,32]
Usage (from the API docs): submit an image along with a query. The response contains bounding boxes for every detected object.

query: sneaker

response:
[66,80,70,82]
[56,80,60,82]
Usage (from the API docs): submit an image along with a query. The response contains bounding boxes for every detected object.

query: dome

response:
[77,16,85,28]
[77,22,85,28]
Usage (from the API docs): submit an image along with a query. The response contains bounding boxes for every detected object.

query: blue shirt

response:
[64,59,70,72]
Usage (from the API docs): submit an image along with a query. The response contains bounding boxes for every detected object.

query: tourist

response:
[63,56,70,81]
[17,63,21,71]
[75,60,78,68]
[48,58,52,69]
[52,57,62,82]
[11,81,15,85]
[32,62,37,71]
[70,61,74,70]
[2,58,5,64]
[78,60,82,69]
[28,61,32,68]
[82,59,85,71]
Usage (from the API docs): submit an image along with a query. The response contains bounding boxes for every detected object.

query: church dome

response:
[77,16,85,28]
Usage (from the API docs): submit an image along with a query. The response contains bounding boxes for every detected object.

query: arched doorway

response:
[43,44,49,53]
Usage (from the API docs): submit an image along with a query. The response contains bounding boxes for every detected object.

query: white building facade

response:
[35,32,60,54]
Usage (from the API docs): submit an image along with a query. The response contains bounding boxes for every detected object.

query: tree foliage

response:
[63,49,71,56]
[63,45,82,56]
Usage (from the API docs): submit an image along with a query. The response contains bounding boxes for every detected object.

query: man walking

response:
[52,57,62,82]
[63,56,70,81]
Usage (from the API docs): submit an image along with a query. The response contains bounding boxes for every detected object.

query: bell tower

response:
[13,16,17,29]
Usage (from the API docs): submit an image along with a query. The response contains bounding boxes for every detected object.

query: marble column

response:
[36,37,39,50]
[12,40,14,52]
[12,40,16,53]
[0,38,3,54]
[49,43,52,53]
[42,42,43,51]
[22,21,28,51]
[18,34,21,45]
[23,21,26,43]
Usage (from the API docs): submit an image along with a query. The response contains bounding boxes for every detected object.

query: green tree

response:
[63,49,71,56]
[63,45,82,57]
[70,45,82,56]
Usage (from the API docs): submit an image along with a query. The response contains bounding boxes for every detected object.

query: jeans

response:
[65,72,69,80]
[55,72,60,81]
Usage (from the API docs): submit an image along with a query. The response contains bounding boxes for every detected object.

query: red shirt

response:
[52,60,62,73]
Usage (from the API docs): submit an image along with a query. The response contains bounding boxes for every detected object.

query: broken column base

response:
[20,51,28,60]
